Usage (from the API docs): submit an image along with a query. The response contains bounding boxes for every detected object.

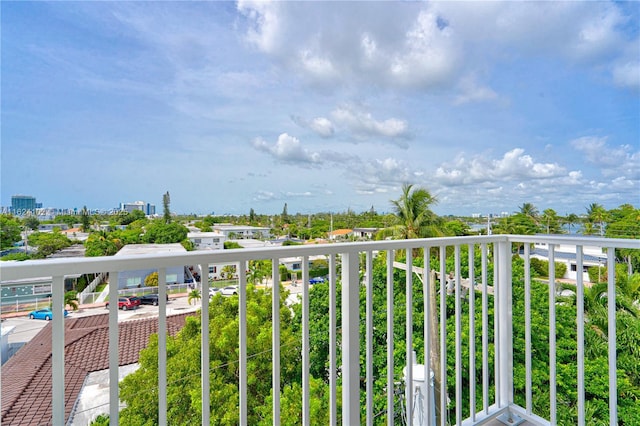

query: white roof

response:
[187,231,224,238]
[115,243,186,256]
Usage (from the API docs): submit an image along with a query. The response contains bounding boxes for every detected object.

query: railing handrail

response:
[2,235,637,283]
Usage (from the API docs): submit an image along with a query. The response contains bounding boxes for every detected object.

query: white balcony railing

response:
[1,235,638,425]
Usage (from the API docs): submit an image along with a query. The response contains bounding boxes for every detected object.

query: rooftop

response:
[1,313,194,425]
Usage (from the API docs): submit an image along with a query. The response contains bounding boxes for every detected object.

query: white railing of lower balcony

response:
[1,235,638,425]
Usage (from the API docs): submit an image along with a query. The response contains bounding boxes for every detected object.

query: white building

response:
[115,244,186,288]
[187,231,226,250]
[212,224,270,240]
[528,240,607,282]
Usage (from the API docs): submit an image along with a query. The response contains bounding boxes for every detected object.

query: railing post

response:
[52,275,65,426]
[109,271,119,426]
[341,251,360,426]
[158,268,167,425]
[497,239,514,409]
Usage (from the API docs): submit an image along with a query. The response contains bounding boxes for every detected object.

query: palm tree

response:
[519,202,539,219]
[379,183,445,423]
[187,289,201,306]
[585,203,608,236]
[563,213,580,234]
[65,291,79,311]
[377,183,442,240]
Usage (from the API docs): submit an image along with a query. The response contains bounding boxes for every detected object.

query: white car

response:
[208,287,221,298]
[220,286,238,296]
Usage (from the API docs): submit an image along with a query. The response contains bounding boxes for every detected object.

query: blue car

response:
[309,277,326,285]
[28,308,68,321]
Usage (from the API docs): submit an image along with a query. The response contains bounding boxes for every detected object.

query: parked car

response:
[209,287,221,298]
[220,286,238,296]
[128,296,142,307]
[139,293,169,306]
[29,308,68,321]
[309,277,326,284]
[105,297,138,311]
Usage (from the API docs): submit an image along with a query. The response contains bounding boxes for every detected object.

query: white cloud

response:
[237,0,282,54]
[252,133,321,164]
[389,10,459,88]
[571,136,640,179]
[612,60,640,92]
[236,1,636,93]
[454,75,501,105]
[291,115,335,138]
[434,148,568,186]
[352,157,415,194]
[331,104,410,143]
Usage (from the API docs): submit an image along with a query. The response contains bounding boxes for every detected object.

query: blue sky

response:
[2,1,638,216]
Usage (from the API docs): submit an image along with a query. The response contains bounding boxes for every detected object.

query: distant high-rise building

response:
[120,201,155,215]
[11,195,41,215]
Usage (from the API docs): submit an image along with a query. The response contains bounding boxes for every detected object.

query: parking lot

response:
[1,294,199,353]
[2,283,303,359]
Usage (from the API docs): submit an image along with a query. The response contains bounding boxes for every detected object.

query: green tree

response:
[282,203,290,224]
[80,206,91,232]
[163,191,171,224]
[23,215,40,231]
[28,231,72,258]
[519,202,539,219]
[376,183,442,240]
[187,289,201,306]
[0,214,22,249]
[142,221,188,244]
[541,208,562,234]
[563,213,580,234]
[65,290,80,311]
[118,285,303,425]
[585,203,608,236]
[145,272,159,287]
[120,209,146,225]
[84,232,122,257]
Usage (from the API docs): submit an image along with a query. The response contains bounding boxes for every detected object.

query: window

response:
[126,277,141,288]
[570,264,577,272]
[194,238,201,243]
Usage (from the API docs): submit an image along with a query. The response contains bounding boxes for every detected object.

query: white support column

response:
[109,271,119,426]
[51,275,65,426]
[158,268,167,425]
[576,248,585,426]
[272,258,281,426]
[548,246,557,425]
[405,250,413,423]
[481,244,489,415]
[439,246,447,426]
[468,244,476,422]
[455,245,462,425]
[239,260,248,425]
[199,263,210,426]
[329,255,338,426]
[341,251,360,426]
[302,256,310,426]
[607,247,617,426]
[524,245,532,416]
[387,250,395,426]
[365,251,374,426]
[497,239,513,408]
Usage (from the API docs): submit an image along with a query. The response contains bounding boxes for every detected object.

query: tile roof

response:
[1,312,194,425]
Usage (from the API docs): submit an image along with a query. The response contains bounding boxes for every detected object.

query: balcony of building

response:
[1,234,638,425]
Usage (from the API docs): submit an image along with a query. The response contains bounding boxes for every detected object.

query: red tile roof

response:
[1,313,194,425]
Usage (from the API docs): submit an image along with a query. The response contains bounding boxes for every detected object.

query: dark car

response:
[139,293,169,306]
[105,297,138,311]
[128,296,142,307]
